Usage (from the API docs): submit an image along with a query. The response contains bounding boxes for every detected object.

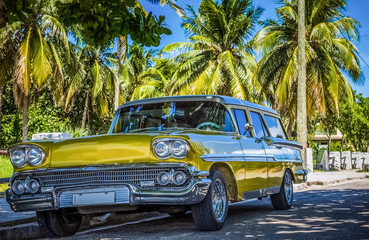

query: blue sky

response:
[139,0,369,97]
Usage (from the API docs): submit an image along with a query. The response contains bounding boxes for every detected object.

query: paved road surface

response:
[62,179,369,240]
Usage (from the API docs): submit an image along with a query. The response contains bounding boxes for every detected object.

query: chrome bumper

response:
[6,178,211,212]
[294,169,308,183]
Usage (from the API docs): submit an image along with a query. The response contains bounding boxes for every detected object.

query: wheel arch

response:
[285,167,295,182]
[209,162,238,202]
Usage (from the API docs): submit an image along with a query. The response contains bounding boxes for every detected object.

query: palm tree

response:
[131,58,178,100]
[161,0,263,100]
[66,44,114,129]
[2,0,69,141]
[117,43,156,100]
[113,0,184,110]
[253,0,364,133]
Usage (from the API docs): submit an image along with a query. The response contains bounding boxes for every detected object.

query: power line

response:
[357,53,369,68]
[338,30,369,68]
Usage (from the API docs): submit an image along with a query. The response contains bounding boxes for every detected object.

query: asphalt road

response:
[63,179,369,240]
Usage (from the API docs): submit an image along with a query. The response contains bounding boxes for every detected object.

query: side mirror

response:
[291,131,297,141]
[244,123,253,132]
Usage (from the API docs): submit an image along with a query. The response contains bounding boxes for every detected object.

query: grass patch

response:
[0,156,13,193]
[0,156,13,178]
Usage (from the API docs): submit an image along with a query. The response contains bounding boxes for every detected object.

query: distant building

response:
[311,129,343,149]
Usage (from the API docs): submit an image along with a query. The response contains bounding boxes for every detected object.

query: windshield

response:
[110,101,235,133]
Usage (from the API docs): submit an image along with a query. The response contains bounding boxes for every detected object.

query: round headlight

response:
[171,141,187,157]
[173,171,187,185]
[25,179,40,194]
[12,180,25,195]
[10,149,26,168]
[157,172,170,185]
[154,142,170,158]
[27,147,45,166]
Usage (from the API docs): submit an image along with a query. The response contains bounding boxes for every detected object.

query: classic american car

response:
[6,95,307,237]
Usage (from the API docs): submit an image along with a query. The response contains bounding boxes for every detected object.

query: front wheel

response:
[37,208,82,237]
[191,170,228,231]
[271,170,293,210]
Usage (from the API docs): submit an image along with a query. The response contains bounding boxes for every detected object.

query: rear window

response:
[263,115,286,139]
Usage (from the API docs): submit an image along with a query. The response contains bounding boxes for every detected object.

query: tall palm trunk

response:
[114,35,128,110]
[22,94,29,141]
[0,85,4,147]
[82,93,89,129]
[297,0,307,168]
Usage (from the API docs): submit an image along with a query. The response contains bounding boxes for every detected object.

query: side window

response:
[231,109,251,136]
[250,111,268,138]
[263,115,286,139]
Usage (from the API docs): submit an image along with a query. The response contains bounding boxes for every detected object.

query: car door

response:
[231,108,268,195]
[261,114,288,188]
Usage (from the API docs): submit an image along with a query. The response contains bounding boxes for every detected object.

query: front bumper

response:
[294,169,308,183]
[6,178,211,212]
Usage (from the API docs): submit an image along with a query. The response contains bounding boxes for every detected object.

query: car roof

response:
[118,95,278,115]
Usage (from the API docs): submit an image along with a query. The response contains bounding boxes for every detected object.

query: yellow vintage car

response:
[6,95,307,237]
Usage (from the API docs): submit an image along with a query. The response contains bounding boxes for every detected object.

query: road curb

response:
[294,175,369,191]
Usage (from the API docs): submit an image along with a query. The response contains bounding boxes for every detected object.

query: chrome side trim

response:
[272,141,303,150]
[242,186,280,200]
[200,154,244,162]
[200,154,277,162]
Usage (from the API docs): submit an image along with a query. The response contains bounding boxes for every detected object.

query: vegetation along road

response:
[62,179,369,240]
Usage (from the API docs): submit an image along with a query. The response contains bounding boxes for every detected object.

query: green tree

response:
[113,0,183,110]
[1,0,69,141]
[253,0,364,133]
[338,93,369,152]
[131,58,178,100]
[66,44,115,129]
[0,24,17,147]
[162,0,263,100]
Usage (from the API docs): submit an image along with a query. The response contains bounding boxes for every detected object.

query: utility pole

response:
[297,0,307,168]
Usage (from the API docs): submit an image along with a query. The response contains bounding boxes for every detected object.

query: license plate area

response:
[59,186,130,208]
[73,192,115,206]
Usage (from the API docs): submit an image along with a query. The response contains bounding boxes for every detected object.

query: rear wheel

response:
[191,170,228,231]
[37,208,82,237]
[271,170,293,210]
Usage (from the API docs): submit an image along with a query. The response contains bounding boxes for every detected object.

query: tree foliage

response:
[253,0,364,132]
[162,0,263,100]
[338,93,369,152]
[56,0,172,46]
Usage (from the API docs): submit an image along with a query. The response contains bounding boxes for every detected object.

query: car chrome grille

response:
[14,166,192,189]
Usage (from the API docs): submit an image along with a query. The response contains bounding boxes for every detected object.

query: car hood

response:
[14,129,237,170]
[49,134,156,168]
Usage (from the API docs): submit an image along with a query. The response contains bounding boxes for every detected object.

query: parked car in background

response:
[6,95,307,237]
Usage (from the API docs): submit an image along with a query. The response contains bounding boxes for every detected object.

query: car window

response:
[263,115,286,139]
[111,101,236,133]
[231,109,251,137]
[250,111,268,138]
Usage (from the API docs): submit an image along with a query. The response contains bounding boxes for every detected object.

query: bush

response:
[0,156,12,192]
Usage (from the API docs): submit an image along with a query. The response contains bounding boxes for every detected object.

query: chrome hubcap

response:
[212,178,227,221]
[284,173,293,204]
